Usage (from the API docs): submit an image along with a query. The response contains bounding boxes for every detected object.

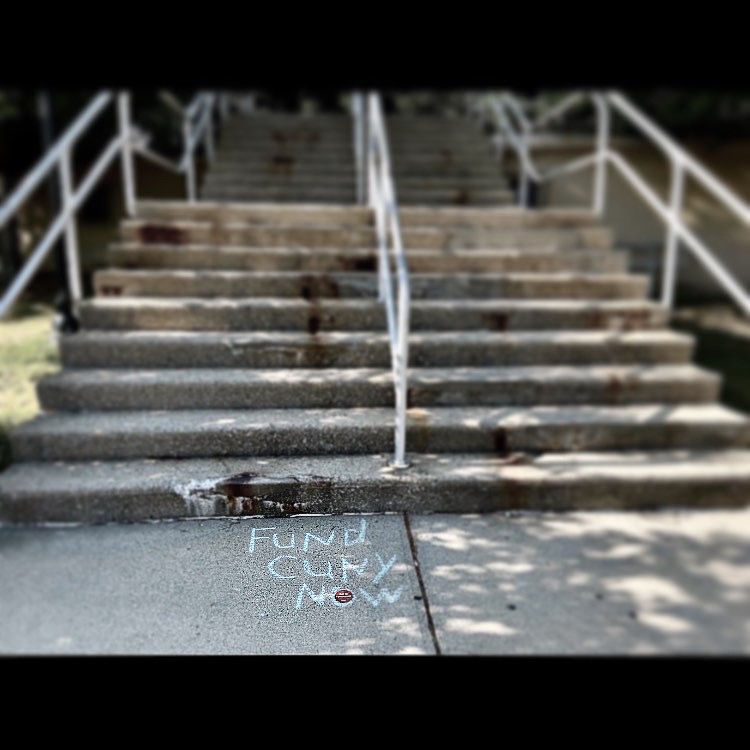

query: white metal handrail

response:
[358,91,411,468]
[0,92,130,319]
[0,90,226,321]
[472,90,750,316]
[351,93,367,205]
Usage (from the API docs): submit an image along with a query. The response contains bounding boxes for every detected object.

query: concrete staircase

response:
[2,104,750,524]
[200,112,356,203]
[386,114,515,206]
[1,195,750,523]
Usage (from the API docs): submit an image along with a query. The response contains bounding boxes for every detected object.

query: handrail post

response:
[219,93,230,123]
[518,135,529,208]
[58,147,82,305]
[204,97,215,164]
[593,94,610,215]
[117,92,136,217]
[352,92,366,205]
[661,159,685,308]
[392,232,410,470]
[183,118,196,202]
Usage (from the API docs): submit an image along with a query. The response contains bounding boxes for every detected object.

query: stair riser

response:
[133,203,372,225]
[121,224,376,248]
[107,247,628,274]
[393,167,503,178]
[133,202,597,229]
[209,157,355,169]
[120,223,613,250]
[401,228,614,250]
[201,190,357,202]
[398,193,514,205]
[203,178,509,195]
[59,337,694,369]
[4,480,750,523]
[3,455,750,523]
[78,304,668,332]
[13,421,749,461]
[93,272,649,300]
[206,167,356,180]
[398,208,599,229]
[203,176,357,188]
[38,377,719,412]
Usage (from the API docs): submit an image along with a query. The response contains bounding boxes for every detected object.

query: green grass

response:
[0,303,60,470]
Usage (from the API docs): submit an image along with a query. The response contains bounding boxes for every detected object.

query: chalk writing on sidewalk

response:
[247,519,404,610]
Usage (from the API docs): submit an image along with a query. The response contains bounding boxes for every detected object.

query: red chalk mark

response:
[335,589,353,603]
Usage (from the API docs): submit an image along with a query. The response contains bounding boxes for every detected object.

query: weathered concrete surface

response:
[134,201,372,225]
[77,297,669,332]
[1,508,749,655]
[92,269,650,300]
[11,403,750,462]
[0,515,432,655]
[411,508,750,655]
[119,218,613,251]
[3,451,750,524]
[59,329,695,369]
[36,364,721,411]
[107,243,628,273]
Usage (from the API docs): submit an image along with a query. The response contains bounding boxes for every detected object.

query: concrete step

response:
[200,189,357,203]
[5,450,750,522]
[389,141,493,152]
[388,154,496,168]
[133,201,372,226]
[120,219,612,251]
[133,201,596,230]
[397,207,600,229]
[107,244,628,274]
[393,178,513,191]
[201,182,356,194]
[219,128,351,141]
[220,121,351,135]
[400,226,614,250]
[210,149,355,161]
[397,190,515,206]
[11,404,750,461]
[59,330,696,369]
[387,119,487,132]
[37,365,720,411]
[393,165,503,178]
[120,220,375,249]
[77,298,669,332]
[210,152,354,163]
[93,269,650,300]
[202,175,357,189]
[207,164,356,179]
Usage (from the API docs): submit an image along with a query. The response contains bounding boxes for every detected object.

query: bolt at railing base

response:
[389,458,412,470]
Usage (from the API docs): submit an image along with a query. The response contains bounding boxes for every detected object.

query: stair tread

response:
[15,403,748,433]
[59,329,694,344]
[5,450,750,491]
[41,363,717,384]
[81,297,664,309]
[95,268,642,282]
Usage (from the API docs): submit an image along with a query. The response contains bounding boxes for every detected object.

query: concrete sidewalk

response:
[1,508,749,656]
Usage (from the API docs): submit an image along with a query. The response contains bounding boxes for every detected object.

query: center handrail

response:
[356,91,411,469]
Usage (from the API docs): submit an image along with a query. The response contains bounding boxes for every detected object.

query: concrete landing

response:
[1,508,748,655]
